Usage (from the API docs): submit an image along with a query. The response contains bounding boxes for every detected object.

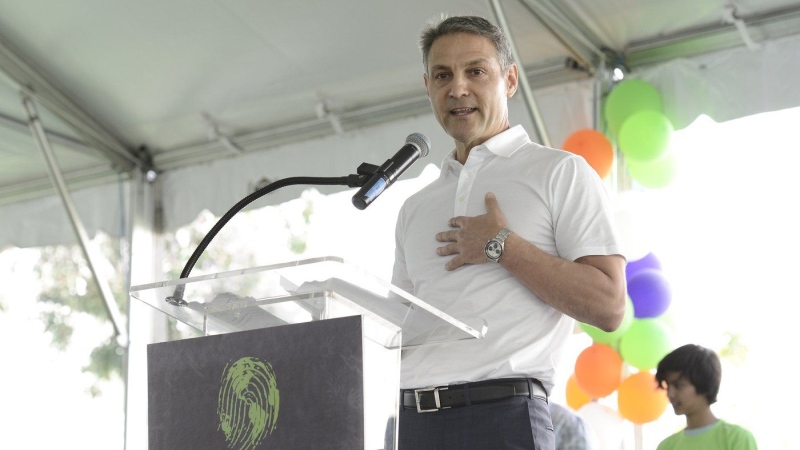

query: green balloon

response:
[618,110,674,162]
[579,296,634,346]
[619,318,672,370]
[627,150,678,189]
[604,79,663,139]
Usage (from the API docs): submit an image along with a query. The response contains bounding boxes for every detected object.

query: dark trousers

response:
[396,395,555,450]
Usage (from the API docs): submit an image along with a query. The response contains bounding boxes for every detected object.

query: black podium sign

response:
[148,315,364,450]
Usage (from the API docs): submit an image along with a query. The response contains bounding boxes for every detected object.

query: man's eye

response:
[470,69,485,76]
[434,73,450,80]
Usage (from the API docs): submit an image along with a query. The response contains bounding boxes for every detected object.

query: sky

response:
[1,104,799,449]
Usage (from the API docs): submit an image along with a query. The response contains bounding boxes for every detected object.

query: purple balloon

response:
[627,268,671,318]
[626,252,662,281]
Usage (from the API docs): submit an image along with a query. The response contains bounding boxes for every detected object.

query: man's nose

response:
[449,74,469,98]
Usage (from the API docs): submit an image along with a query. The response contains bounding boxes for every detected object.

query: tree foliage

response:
[33,196,315,397]
[719,331,748,366]
[35,233,127,396]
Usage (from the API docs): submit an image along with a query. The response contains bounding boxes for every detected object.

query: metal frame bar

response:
[21,93,127,341]
[625,4,800,67]
[516,0,610,72]
[0,111,101,157]
[489,0,552,147]
[0,35,144,172]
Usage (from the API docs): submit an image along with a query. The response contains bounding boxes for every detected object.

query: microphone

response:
[352,133,431,210]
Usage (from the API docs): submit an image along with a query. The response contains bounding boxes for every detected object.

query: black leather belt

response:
[402,378,548,413]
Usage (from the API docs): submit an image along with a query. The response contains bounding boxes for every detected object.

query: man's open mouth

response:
[450,107,476,116]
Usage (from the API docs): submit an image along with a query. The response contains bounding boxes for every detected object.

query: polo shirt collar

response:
[441,124,532,167]
[481,124,531,157]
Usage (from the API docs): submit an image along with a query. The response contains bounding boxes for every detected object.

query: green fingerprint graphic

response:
[218,357,280,450]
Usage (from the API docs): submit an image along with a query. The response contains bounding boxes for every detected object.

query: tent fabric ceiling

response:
[640,32,800,129]
[0,77,597,249]
[5,21,800,250]
[2,0,800,241]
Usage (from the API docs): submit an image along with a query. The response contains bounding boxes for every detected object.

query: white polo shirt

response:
[393,125,622,392]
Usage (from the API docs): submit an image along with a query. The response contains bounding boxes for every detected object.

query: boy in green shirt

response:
[655,344,757,449]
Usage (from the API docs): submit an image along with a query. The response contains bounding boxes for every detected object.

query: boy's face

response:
[663,371,710,416]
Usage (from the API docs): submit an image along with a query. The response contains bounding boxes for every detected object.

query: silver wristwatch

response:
[485,228,512,263]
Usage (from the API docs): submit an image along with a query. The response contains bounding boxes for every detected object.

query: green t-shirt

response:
[657,420,757,450]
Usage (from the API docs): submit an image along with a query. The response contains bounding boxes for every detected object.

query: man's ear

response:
[506,64,519,98]
[423,73,431,97]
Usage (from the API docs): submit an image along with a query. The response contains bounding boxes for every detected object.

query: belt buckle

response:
[414,386,448,413]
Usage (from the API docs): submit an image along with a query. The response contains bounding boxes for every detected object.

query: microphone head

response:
[406,133,431,157]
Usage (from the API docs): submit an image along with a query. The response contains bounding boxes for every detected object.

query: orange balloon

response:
[574,343,623,399]
[617,371,669,424]
[566,374,592,410]
[562,129,615,179]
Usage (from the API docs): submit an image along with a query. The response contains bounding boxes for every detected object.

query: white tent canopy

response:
[2,0,800,250]
[3,30,800,248]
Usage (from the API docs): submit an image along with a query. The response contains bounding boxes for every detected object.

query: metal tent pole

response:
[21,93,127,342]
[489,0,552,147]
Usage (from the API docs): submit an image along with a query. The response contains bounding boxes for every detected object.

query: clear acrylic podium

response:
[130,256,486,450]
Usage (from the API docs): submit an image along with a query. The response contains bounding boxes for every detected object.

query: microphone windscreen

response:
[405,133,431,157]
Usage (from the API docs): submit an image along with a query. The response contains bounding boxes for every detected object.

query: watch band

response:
[496,228,512,240]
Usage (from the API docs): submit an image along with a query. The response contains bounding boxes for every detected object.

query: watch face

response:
[485,240,502,260]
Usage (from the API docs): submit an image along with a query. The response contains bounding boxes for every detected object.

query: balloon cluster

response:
[605,79,677,188]
[566,252,675,447]
[561,79,677,189]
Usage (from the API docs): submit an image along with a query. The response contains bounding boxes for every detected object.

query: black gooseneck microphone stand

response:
[165,163,380,306]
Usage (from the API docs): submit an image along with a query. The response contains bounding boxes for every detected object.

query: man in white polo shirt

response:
[392,15,627,449]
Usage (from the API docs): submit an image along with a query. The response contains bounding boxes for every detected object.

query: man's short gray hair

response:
[419,15,515,74]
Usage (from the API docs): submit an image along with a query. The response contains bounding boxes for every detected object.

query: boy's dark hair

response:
[655,344,722,404]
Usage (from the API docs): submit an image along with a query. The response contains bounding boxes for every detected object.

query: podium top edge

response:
[129,256,345,291]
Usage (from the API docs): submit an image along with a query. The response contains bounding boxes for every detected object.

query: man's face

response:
[663,372,709,416]
[424,33,518,153]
